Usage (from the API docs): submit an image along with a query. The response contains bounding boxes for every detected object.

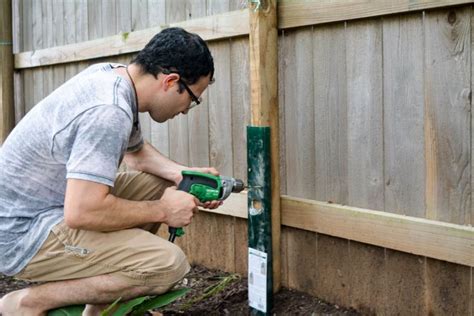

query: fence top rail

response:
[14,0,472,69]
[14,9,249,69]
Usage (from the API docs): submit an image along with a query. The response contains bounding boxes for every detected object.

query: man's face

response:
[148,74,212,123]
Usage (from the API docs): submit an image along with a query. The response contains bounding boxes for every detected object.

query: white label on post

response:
[248,247,268,313]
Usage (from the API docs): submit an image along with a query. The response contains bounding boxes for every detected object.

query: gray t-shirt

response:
[0,63,143,276]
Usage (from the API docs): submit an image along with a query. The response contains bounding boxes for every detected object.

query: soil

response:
[0,265,360,315]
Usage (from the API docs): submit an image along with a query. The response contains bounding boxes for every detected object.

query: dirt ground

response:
[0,265,360,315]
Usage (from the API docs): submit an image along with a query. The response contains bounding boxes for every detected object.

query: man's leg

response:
[0,272,166,316]
[3,172,186,315]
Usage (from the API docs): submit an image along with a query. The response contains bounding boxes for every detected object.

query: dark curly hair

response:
[131,27,214,86]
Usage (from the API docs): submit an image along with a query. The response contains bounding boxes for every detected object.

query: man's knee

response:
[144,243,190,294]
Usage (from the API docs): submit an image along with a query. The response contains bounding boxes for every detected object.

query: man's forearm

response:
[124,142,184,184]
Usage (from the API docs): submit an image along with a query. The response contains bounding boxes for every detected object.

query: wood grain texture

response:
[278,32,287,196]
[285,227,318,295]
[208,41,233,175]
[383,14,425,217]
[32,0,44,106]
[230,37,250,182]
[383,250,427,315]
[249,0,281,292]
[313,23,348,204]
[278,0,474,30]
[15,10,249,69]
[424,8,471,225]
[282,28,315,199]
[282,195,474,266]
[425,258,471,315]
[166,0,189,166]
[346,20,384,211]
[187,0,209,168]
[348,241,386,313]
[0,0,14,142]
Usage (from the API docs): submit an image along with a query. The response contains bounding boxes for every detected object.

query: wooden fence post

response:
[0,0,15,143]
[247,0,280,312]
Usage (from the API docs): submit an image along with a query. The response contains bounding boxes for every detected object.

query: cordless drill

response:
[168,170,245,242]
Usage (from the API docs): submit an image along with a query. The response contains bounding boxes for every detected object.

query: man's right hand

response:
[159,186,199,227]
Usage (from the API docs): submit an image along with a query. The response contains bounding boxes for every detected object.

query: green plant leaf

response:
[112,296,149,316]
[100,297,122,316]
[47,305,85,316]
[130,288,190,316]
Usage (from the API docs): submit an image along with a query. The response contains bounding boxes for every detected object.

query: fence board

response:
[208,41,233,175]
[32,0,43,106]
[346,20,384,211]
[283,28,315,199]
[117,0,132,33]
[424,8,471,225]
[472,7,474,227]
[278,32,287,195]
[187,0,210,168]
[51,1,65,93]
[87,0,103,40]
[383,250,427,315]
[425,259,471,314]
[41,0,53,97]
[313,24,348,204]
[383,14,425,217]
[167,0,189,166]
[148,0,165,27]
[230,37,250,182]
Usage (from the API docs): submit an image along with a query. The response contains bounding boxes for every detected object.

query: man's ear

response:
[163,73,180,91]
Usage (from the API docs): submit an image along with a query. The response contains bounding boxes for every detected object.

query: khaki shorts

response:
[15,171,190,292]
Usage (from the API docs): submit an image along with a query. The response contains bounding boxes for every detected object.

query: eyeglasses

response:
[178,79,202,110]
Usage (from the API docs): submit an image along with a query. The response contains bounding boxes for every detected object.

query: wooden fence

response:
[2,0,474,314]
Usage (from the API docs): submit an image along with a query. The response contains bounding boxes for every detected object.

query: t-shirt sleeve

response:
[58,105,132,187]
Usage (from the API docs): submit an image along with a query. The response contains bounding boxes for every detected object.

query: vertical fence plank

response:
[382,14,428,315]
[313,23,348,204]
[148,0,168,155]
[117,0,132,33]
[346,20,384,211]
[208,40,233,175]
[0,0,15,142]
[187,0,209,168]
[424,8,472,315]
[283,28,315,199]
[52,1,65,93]
[424,8,471,225]
[64,0,78,80]
[32,0,44,106]
[41,0,53,97]
[345,19,385,312]
[88,0,103,40]
[12,0,24,124]
[230,37,250,182]
[278,32,287,195]
[166,0,189,165]
[22,0,34,113]
[383,14,425,217]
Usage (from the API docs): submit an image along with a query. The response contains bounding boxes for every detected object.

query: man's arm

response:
[64,178,199,231]
[124,141,219,185]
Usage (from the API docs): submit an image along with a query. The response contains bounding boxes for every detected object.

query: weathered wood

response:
[424,8,471,225]
[32,0,44,105]
[383,13,425,217]
[348,241,386,313]
[14,9,249,69]
[0,0,15,142]
[425,258,471,314]
[166,0,189,166]
[187,0,209,168]
[313,23,348,204]
[346,20,384,211]
[208,41,233,175]
[278,32,287,196]
[230,37,250,183]
[383,250,427,315]
[283,28,315,199]
[278,0,474,30]
[249,0,281,293]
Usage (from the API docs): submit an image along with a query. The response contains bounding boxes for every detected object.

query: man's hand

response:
[160,186,200,227]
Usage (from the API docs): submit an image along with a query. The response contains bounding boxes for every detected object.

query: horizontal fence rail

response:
[212,193,474,267]
[13,0,472,69]
[14,9,249,69]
